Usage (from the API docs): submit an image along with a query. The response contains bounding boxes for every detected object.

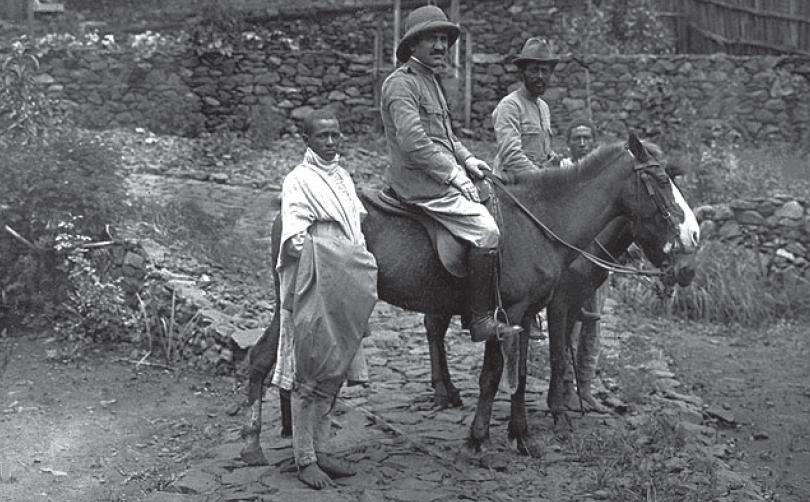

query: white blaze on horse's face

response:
[667,181,700,255]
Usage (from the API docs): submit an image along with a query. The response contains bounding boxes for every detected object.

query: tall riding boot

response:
[468,247,522,342]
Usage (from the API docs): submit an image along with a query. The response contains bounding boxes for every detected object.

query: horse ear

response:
[628,133,646,161]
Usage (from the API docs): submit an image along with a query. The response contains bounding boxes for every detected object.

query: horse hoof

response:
[240,445,269,466]
[434,391,463,409]
[509,436,539,457]
[463,435,493,455]
[552,412,574,442]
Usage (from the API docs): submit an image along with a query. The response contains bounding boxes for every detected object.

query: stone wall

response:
[30,0,810,146]
[695,197,810,278]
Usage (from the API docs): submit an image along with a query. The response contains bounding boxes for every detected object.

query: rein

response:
[486,169,665,278]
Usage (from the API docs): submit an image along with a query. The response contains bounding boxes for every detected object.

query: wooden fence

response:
[654,0,810,55]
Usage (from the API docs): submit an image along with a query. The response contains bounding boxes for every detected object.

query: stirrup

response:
[470,309,522,343]
[493,306,522,341]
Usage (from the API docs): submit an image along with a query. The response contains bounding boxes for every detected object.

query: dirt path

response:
[658,320,810,500]
[4,298,807,501]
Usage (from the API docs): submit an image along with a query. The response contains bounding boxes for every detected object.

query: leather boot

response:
[468,247,522,342]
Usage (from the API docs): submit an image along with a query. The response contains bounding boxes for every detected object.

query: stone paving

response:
[120,173,768,502]
[133,294,766,502]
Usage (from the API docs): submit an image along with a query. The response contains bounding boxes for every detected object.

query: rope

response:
[486,175,664,278]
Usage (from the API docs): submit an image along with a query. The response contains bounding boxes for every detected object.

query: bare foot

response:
[298,463,333,489]
[566,392,608,413]
[580,394,609,413]
[317,453,357,478]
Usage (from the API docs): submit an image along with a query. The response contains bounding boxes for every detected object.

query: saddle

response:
[361,180,496,278]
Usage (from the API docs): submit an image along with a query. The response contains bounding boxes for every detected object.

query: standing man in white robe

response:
[272,109,378,489]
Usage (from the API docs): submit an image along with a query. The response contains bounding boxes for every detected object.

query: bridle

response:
[632,152,686,254]
[487,147,685,278]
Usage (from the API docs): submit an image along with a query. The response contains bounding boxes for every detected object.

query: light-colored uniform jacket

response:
[492,83,554,174]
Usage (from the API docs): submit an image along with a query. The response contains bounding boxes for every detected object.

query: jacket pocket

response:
[420,103,446,137]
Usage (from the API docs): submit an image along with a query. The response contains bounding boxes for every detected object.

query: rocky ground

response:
[1,128,808,501]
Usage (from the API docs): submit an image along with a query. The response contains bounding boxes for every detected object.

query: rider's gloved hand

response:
[449,168,480,203]
[464,157,491,180]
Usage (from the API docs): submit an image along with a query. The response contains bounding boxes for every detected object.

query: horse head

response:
[622,133,699,286]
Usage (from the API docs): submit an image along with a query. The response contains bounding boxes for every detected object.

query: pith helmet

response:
[396,5,460,63]
[513,37,560,67]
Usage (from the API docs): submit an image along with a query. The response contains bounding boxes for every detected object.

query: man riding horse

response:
[379,5,522,343]
[240,5,701,465]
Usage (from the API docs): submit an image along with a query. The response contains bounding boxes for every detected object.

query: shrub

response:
[0,127,130,319]
[615,241,810,326]
[558,0,675,55]
[0,36,63,147]
[54,247,137,343]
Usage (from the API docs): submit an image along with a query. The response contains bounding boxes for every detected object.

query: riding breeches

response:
[411,190,500,249]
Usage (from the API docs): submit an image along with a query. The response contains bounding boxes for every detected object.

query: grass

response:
[565,413,720,501]
[614,139,810,327]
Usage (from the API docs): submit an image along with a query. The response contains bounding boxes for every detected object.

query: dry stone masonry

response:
[695,196,809,279]
[30,0,810,146]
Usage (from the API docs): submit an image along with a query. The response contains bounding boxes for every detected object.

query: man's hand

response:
[464,157,491,180]
[449,169,480,203]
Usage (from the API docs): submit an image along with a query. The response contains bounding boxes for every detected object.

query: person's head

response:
[566,118,597,161]
[396,5,460,67]
[514,38,559,98]
[303,109,341,161]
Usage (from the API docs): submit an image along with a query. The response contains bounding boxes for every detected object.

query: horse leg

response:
[240,317,279,466]
[546,299,574,437]
[279,389,292,437]
[425,313,462,408]
[508,319,534,455]
[467,339,504,452]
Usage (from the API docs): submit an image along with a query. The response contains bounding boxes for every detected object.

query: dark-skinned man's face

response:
[520,61,555,97]
[304,118,342,161]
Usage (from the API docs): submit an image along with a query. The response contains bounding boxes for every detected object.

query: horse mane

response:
[508,141,629,190]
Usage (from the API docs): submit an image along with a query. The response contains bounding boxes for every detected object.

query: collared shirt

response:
[491,83,554,174]
[380,57,472,202]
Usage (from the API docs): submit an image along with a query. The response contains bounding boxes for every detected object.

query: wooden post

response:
[585,67,592,123]
[373,25,383,134]
[464,30,473,130]
[393,0,401,67]
[450,0,460,79]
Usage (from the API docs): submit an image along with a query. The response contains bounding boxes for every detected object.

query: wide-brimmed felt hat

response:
[513,38,560,67]
[396,5,460,63]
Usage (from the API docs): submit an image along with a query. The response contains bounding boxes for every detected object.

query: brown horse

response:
[240,134,699,464]
[424,212,695,415]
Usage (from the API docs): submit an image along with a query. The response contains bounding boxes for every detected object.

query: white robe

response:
[271,149,376,393]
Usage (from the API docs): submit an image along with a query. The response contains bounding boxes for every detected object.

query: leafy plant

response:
[137,285,201,366]
[0,127,129,320]
[55,250,136,343]
[558,0,675,55]
[0,36,61,146]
